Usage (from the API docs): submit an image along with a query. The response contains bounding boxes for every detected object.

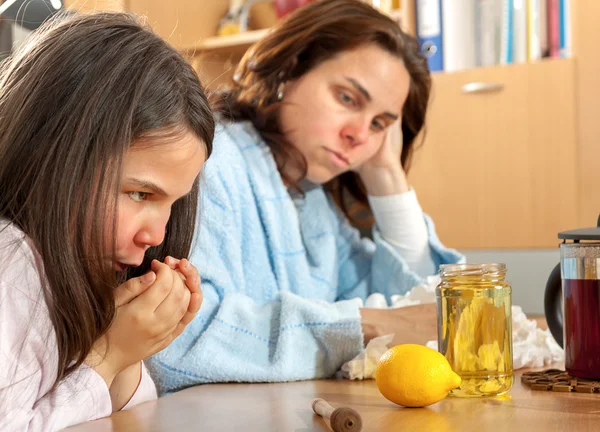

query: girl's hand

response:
[356,120,410,196]
[87,261,192,387]
[164,256,203,336]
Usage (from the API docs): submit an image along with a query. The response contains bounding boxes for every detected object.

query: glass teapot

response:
[544,215,600,379]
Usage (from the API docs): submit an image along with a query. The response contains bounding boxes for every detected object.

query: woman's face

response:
[278,43,410,184]
[113,131,207,272]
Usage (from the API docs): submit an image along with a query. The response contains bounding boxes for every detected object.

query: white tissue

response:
[362,276,441,309]
[363,293,388,309]
[341,334,394,380]
[341,278,565,380]
[390,275,441,308]
[510,305,564,369]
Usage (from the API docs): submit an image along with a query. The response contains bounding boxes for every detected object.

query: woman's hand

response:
[355,120,410,196]
[360,303,438,347]
[86,260,196,388]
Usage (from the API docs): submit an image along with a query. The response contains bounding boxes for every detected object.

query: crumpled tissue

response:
[341,276,564,380]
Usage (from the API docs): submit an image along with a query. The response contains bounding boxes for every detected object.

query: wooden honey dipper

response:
[311,398,363,432]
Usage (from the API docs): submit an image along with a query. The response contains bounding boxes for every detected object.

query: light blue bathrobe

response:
[146,121,462,394]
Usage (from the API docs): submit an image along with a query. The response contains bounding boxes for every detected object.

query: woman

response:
[0,12,214,430]
[147,0,462,392]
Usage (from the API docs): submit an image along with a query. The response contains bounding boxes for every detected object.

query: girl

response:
[0,12,214,430]
[148,0,463,392]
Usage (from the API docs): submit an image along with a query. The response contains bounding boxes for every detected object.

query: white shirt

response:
[0,222,157,431]
[368,189,437,276]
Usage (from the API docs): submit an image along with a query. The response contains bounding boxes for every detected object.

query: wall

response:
[460,249,559,316]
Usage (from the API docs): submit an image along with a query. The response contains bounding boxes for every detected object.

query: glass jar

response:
[436,263,514,397]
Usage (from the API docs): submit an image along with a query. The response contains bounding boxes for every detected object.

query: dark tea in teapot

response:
[564,277,600,378]
[546,231,600,379]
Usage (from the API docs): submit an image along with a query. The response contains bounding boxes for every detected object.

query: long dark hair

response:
[0,12,214,387]
[212,0,431,220]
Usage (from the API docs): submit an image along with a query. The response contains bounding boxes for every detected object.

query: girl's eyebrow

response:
[125,178,167,196]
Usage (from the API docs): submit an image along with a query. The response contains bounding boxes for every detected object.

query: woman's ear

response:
[278,56,299,81]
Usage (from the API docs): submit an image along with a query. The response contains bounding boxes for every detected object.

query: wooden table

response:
[68,366,600,432]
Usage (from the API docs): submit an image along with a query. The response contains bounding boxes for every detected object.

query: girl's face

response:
[278,43,410,184]
[113,131,207,272]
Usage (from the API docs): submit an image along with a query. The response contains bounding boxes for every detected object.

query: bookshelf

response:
[413,0,572,74]
[63,0,124,12]
[182,1,415,91]
[183,29,269,55]
[182,2,413,55]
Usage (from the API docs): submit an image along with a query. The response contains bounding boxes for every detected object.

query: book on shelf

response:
[443,0,477,72]
[415,0,444,72]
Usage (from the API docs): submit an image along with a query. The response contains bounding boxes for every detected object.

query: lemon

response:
[375,344,461,407]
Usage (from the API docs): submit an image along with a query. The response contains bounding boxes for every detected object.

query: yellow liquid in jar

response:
[438,285,514,397]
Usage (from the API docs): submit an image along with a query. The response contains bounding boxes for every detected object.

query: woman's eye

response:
[128,191,149,202]
[339,92,355,106]
[371,119,385,131]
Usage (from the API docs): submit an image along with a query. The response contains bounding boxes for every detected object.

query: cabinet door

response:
[573,0,600,228]
[407,68,488,248]
[409,59,578,249]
